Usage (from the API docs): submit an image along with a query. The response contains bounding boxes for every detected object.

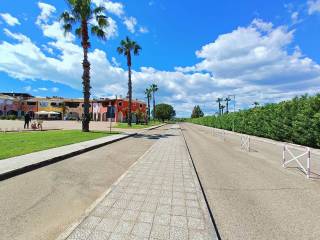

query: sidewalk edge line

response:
[179,124,222,240]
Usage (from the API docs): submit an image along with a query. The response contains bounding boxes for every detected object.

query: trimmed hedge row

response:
[187,94,320,148]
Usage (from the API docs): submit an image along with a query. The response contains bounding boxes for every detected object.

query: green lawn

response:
[115,121,162,129]
[0,130,118,160]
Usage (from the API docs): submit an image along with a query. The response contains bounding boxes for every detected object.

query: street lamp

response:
[228,94,236,132]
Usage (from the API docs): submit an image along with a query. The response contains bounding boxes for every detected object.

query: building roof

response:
[0,93,34,98]
[0,94,17,101]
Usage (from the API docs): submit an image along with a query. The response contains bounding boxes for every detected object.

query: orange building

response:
[0,93,147,123]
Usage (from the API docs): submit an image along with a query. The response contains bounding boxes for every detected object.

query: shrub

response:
[187,94,320,148]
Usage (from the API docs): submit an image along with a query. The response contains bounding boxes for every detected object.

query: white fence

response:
[196,124,320,180]
[241,135,251,152]
[282,145,311,178]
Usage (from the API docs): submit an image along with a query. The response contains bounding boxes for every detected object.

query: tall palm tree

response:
[150,84,158,119]
[220,105,225,115]
[216,98,223,115]
[225,97,231,114]
[144,88,152,123]
[117,37,141,126]
[253,101,260,108]
[60,0,108,132]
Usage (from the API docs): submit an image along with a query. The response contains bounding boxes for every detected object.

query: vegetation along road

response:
[181,122,320,240]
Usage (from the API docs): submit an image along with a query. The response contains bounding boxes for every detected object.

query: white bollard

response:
[307,148,311,179]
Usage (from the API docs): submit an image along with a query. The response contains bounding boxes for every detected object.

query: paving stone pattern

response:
[65,125,217,240]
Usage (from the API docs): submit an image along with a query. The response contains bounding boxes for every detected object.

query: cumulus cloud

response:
[36,2,56,25]
[92,0,124,17]
[0,13,20,26]
[308,0,320,14]
[123,17,137,33]
[1,14,320,116]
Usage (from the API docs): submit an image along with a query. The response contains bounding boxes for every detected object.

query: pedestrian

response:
[24,113,31,129]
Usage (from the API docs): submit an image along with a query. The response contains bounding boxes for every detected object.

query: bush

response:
[187,94,320,148]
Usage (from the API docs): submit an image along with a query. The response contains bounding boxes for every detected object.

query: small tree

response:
[191,105,204,118]
[155,103,176,122]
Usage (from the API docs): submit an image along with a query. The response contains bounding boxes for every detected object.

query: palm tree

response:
[216,98,223,115]
[150,84,158,119]
[144,88,152,123]
[117,36,141,126]
[225,97,231,114]
[60,0,108,132]
[220,105,225,115]
[253,101,260,108]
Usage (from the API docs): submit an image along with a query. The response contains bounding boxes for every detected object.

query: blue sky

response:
[0,0,320,116]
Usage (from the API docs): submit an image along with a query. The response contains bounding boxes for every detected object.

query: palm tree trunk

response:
[152,91,155,119]
[81,20,91,132]
[226,101,229,114]
[127,64,132,126]
[147,96,150,122]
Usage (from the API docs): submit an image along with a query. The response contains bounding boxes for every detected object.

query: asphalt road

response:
[181,123,320,240]
[0,126,168,240]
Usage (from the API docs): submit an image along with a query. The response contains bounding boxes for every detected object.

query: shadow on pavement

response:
[134,133,176,140]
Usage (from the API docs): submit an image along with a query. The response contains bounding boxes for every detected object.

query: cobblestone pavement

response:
[62,125,217,240]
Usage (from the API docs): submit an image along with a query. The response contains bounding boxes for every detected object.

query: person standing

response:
[24,113,31,129]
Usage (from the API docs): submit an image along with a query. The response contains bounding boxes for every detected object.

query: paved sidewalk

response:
[59,125,217,240]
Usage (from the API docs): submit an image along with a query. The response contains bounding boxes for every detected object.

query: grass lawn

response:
[0,130,118,160]
[115,121,163,129]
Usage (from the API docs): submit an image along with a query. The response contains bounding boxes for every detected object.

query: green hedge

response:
[187,94,320,148]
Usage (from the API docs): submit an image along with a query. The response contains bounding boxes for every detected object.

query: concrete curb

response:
[0,124,166,181]
[0,133,136,181]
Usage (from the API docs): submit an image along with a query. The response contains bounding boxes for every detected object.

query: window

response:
[140,104,143,108]
[27,102,37,106]
[51,102,63,107]
[65,102,80,108]
[118,102,122,106]
[39,101,48,107]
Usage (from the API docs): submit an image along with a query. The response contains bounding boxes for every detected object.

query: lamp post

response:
[228,94,236,132]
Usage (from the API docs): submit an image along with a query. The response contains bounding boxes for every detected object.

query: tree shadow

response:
[133,133,176,140]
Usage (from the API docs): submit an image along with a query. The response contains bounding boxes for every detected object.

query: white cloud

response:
[111,57,120,66]
[291,11,299,24]
[104,17,118,39]
[308,0,320,14]
[0,13,20,26]
[36,2,56,25]
[38,87,48,91]
[42,44,54,54]
[1,16,320,117]
[123,17,137,33]
[92,0,124,17]
[139,26,149,34]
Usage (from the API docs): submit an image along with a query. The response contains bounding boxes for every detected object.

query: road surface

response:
[181,123,320,240]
